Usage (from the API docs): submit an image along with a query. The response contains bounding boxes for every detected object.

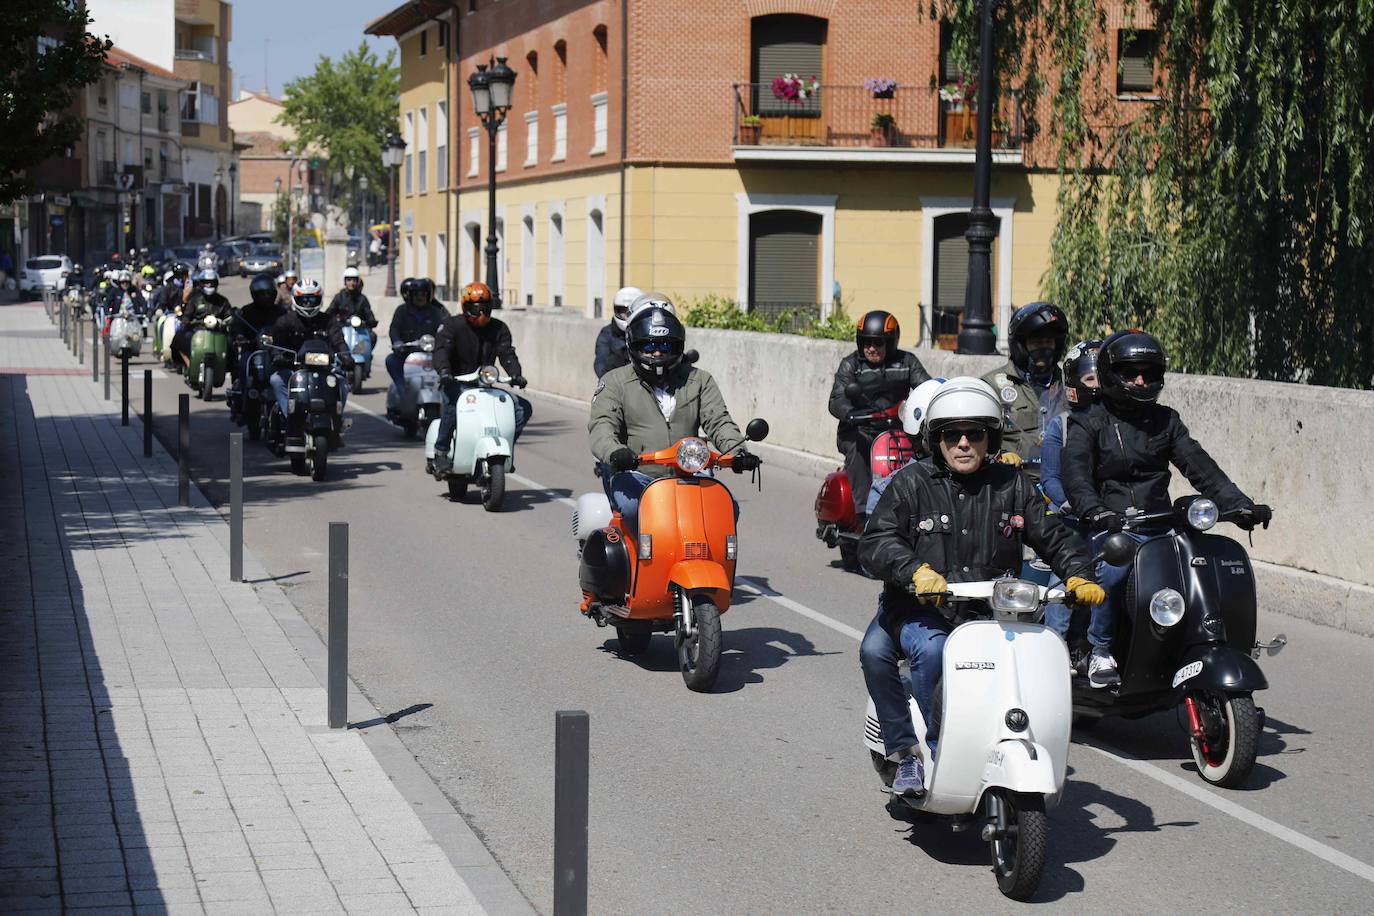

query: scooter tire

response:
[988,790,1048,902]
[245,404,261,441]
[290,453,307,475]
[447,475,468,501]
[401,418,418,439]
[482,462,506,512]
[311,435,329,482]
[1188,691,1259,788]
[678,598,722,692]
[200,364,213,402]
[614,627,652,657]
[351,365,363,395]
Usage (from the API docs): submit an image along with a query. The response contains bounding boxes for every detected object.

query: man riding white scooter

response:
[859,377,1105,796]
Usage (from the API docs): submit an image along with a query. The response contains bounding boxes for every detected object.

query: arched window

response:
[592,25,608,92]
[520,214,535,306]
[548,212,565,307]
[553,40,567,102]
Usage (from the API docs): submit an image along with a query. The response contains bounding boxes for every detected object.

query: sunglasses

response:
[1118,364,1164,384]
[637,340,675,355]
[939,427,988,445]
[613,306,631,319]
[463,302,492,316]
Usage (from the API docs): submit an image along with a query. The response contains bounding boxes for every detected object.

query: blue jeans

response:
[1086,530,1148,650]
[859,603,953,760]
[600,468,653,537]
[434,380,530,454]
[385,351,406,387]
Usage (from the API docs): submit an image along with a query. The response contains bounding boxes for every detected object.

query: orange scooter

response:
[577,419,769,691]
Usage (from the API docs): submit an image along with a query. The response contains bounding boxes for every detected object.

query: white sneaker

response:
[1087,647,1120,688]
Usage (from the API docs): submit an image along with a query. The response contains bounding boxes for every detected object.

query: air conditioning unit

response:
[554,295,562,308]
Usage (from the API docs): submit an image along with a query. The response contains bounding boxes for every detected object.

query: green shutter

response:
[750,211,820,312]
[752,17,824,116]
[1118,30,1155,93]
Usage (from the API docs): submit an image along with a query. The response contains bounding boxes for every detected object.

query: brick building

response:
[371,0,1161,348]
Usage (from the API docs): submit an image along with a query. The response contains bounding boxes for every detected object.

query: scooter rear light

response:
[725,535,738,560]
[638,534,652,559]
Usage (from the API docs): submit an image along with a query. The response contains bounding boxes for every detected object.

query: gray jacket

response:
[588,363,745,475]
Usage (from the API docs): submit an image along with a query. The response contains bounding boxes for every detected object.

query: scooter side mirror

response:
[746,418,769,442]
[683,349,700,365]
[845,382,862,401]
[1099,532,1138,567]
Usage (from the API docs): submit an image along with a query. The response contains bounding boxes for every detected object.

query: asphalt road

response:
[127,275,1374,913]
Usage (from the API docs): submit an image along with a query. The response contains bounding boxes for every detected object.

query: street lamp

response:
[468,56,517,306]
[214,167,224,239]
[358,174,369,261]
[956,0,999,355]
[381,130,406,296]
[228,163,237,234]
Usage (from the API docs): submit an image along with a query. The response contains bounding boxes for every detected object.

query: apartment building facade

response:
[174,0,236,240]
[374,0,1161,348]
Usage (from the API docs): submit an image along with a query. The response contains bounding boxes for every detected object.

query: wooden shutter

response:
[752,16,825,116]
[750,211,820,311]
[1118,30,1156,93]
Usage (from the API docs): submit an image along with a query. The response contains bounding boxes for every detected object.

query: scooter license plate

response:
[1172,660,1203,688]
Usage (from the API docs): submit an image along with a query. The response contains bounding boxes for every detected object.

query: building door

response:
[586,209,605,317]
[549,213,564,307]
[931,212,1000,350]
[748,210,821,325]
[520,215,535,306]
[467,223,481,283]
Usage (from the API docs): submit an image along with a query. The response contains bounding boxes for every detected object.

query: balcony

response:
[175,47,214,62]
[731,83,1023,165]
[97,160,118,186]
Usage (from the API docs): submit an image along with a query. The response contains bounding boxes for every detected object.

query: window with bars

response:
[524,112,539,166]
[1117,29,1157,94]
[551,103,567,161]
[590,93,608,155]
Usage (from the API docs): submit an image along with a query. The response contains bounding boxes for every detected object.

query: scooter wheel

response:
[678,597,722,692]
[1187,691,1259,788]
[481,462,506,512]
[311,434,329,482]
[401,419,418,439]
[987,790,1048,901]
[447,475,469,501]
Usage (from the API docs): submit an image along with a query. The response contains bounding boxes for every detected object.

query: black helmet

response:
[1063,339,1102,409]
[1098,330,1167,407]
[856,310,900,356]
[401,277,434,305]
[249,273,277,307]
[625,306,686,379]
[171,262,190,280]
[1007,302,1069,375]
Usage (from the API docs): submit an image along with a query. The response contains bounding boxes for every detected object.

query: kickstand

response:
[752,465,762,492]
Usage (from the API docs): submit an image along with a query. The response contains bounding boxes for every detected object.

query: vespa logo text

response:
[1191,557,1207,567]
[955,661,996,671]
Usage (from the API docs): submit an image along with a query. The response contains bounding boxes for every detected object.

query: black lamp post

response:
[228,163,237,234]
[382,130,406,297]
[468,56,517,305]
[956,0,999,355]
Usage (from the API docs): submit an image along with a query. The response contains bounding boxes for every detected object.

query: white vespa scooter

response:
[864,577,1072,901]
[424,365,516,511]
[107,303,144,360]
[385,334,443,438]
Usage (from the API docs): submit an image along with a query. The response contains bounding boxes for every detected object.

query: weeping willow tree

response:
[937,0,1374,387]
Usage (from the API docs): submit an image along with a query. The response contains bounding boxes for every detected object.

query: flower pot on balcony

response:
[738,123,762,145]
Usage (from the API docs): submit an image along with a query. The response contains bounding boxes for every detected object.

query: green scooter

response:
[187,314,229,401]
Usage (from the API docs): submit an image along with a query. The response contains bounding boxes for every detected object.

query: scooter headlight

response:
[1186,497,1219,531]
[1149,588,1186,627]
[419,334,435,352]
[478,365,500,386]
[675,437,710,474]
[991,578,1040,614]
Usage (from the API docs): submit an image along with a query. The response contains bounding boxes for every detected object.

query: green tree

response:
[0,0,110,205]
[277,41,399,204]
[936,1,1374,388]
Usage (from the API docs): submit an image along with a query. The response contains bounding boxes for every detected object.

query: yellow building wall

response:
[396,29,450,287]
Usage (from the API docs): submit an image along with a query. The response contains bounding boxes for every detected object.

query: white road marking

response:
[343,402,1374,886]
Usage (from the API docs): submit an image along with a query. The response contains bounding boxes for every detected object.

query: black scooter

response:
[262,337,346,481]
[1075,496,1286,788]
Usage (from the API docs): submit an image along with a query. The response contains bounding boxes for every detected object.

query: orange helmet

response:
[461,282,494,326]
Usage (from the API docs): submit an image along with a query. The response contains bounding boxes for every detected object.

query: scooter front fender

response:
[1175,644,1268,695]
[977,739,1061,810]
[668,560,732,610]
[474,436,511,462]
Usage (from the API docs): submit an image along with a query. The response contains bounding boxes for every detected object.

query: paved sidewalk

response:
[0,301,491,913]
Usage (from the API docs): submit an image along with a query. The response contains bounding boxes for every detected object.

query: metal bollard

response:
[143,370,153,458]
[60,300,68,344]
[178,394,190,507]
[121,357,129,426]
[104,333,111,401]
[91,321,98,382]
[71,308,79,355]
[553,710,590,916]
[327,522,349,729]
[77,314,83,364]
[229,433,243,582]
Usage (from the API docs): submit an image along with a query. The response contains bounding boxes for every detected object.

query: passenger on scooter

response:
[171,269,231,370]
[385,277,449,387]
[150,265,187,314]
[1062,330,1269,689]
[276,269,298,307]
[229,273,286,402]
[593,286,643,378]
[267,279,355,420]
[980,302,1070,482]
[828,311,932,526]
[326,266,378,345]
[431,282,531,475]
[588,296,759,532]
[103,270,145,321]
[859,377,1103,796]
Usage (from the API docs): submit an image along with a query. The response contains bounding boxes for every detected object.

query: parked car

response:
[242,232,274,247]
[215,242,250,277]
[240,244,284,275]
[18,254,74,297]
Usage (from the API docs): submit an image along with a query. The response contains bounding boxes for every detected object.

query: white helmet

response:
[163,270,174,283]
[923,377,1004,462]
[611,286,643,331]
[116,269,131,283]
[627,291,675,322]
[291,278,324,317]
[343,267,361,280]
[900,378,947,436]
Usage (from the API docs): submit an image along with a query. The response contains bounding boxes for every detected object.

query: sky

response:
[226,0,397,100]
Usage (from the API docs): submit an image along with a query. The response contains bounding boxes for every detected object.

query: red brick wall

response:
[239,158,291,196]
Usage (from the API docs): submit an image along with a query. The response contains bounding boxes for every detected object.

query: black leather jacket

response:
[433,315,522,379]
[388,302,449,348]
[268,311,350,369]
[1062,401,1249,520]
[183,290,233,327]
[861,458,1094,627]
[326,289,378,328]
[231,302,285,341]
[594,322,629,377]
[828,350,931,451]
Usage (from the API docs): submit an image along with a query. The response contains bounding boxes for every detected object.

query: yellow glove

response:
[1065,576,1106,605]
[997,451,1023,468]
[912,563,948,605]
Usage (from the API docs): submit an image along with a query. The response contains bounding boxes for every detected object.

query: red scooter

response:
[815,404,915,570]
